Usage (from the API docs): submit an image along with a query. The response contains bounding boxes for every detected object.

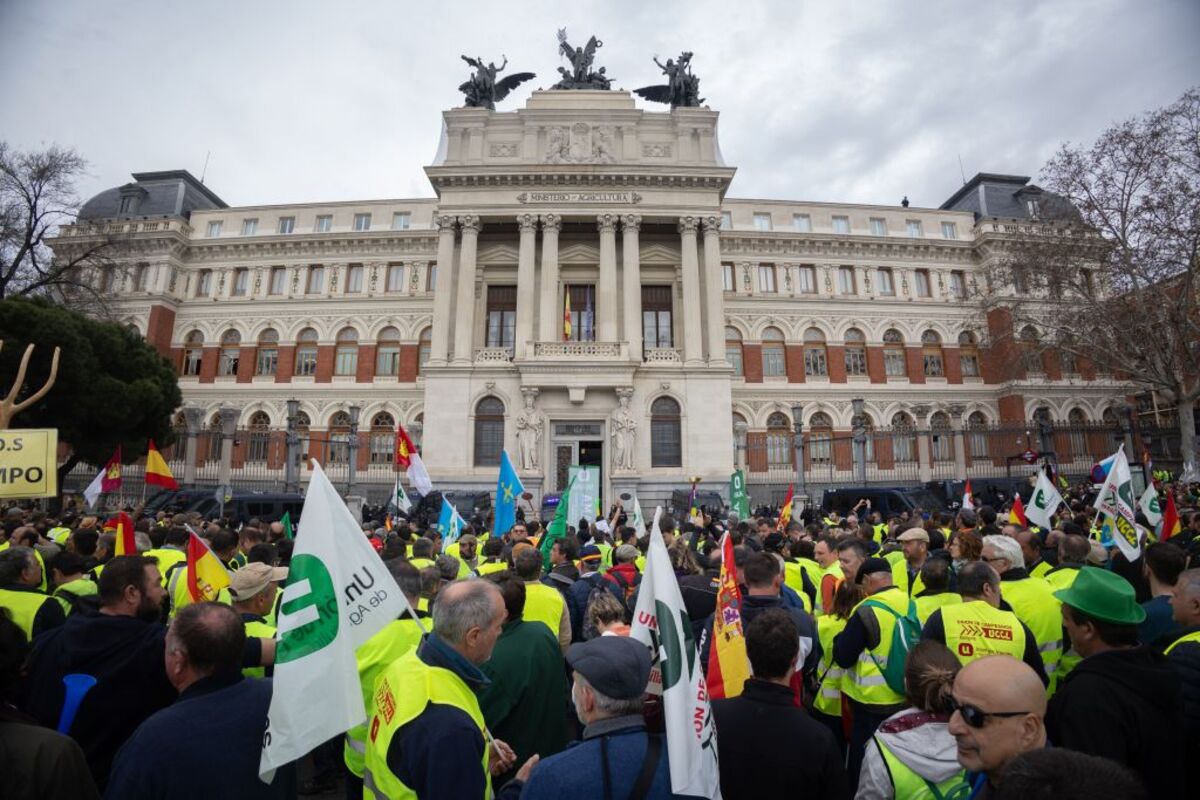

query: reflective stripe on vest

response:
[814,614,847,716]
[1001,577,1062,673]
[0,587,54,639]
[362,650,491,800]
[842,588,909,706]
[941,600,1026,665]
[876,736,970,799]
[523,582,565,636]
[1165,630,1200,655]
[344,618,425,777]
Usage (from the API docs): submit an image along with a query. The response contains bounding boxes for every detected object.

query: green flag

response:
[540,474,577,570]
[280,510,294,540]
[730,469,750,519]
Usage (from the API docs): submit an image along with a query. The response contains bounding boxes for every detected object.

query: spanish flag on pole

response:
[563,290,572,340]
[1161,493,1181,541]
[145,440,178,490]
[186,531,230,602]
[103,512,137,556]
[1009,494,1028,526]
[707,532,750,699]
[777,485,795,532]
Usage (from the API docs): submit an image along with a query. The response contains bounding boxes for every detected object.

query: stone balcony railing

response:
[531,341,627,360]
[473,347,514,363]
[643,347,683,364]
[55,218,193,238]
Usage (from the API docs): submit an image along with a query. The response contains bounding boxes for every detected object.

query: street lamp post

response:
[346,404,361,497]
[284,399,300,494]
[791,403,806,500]
[851,397,867,485]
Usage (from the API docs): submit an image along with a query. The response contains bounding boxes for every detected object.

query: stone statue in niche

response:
[610,393,638,471]
[515,392,544,472]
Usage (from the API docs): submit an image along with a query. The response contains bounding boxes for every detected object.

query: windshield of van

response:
[905,490,945,511]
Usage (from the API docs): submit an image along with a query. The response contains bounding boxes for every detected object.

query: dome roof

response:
[78,170,226,221]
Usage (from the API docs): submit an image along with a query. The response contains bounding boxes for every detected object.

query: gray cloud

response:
[1,0,1196,210]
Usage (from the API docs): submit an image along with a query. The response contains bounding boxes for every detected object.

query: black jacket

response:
[711,679,847,800]
[1166,625,1200,752]
[1046,645,1185,797]
[698,595,820,680]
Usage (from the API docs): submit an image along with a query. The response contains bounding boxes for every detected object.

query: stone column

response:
[621,214,642,357]
[597,214,618,342]
[428,215,457,366]
[949,403,967,479]
[701,215,726,364]
[182,406,203,487]
[217,406,240,498]
[678,216,704,365]
[515,213,538,358]
[537,214,562,342]
[913,404,933,483]
[452,215,481,364]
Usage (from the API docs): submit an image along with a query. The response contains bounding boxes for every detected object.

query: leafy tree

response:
[0,297,181,487]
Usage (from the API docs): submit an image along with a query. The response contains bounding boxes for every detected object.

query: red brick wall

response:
[315,345,335,383]
[198,347,218,383]
[398,345,419,382]
[1042,350,1063,381]
[983,307,1019,383]
[833,436,853,470]
[827,345,847,383]
[1077,355,1097,381]
[356,345,377,383]
[944,346,962,383]
[743,344,764,383]
[236,347,255,383]
[866,347,886,384]
[274,346,295,383]
[784,344,806,383]
[998,394,1026,424]
[145,305,176,357]
[905,347,926,384]
[170,347,183,373]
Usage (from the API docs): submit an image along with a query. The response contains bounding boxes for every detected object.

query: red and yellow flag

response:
[104,512,136,556]
[145,440,178,490]
[563,291,572,341]
[1161,493,1181,541]
[1009,494,1028,526]
[101,446,123,493]
[706,533,750,699]
[394,424,418,470]
[186,531,230,602]
[777,485,795,532]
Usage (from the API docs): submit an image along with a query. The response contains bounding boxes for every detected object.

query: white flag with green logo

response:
[1092,445,1142,561]
[1026,469,1064,530]
[631,507,720,799]
[628,494,647,538]
[1137,483,1162,531]
[259,461,409,781]
[391,474,412,514]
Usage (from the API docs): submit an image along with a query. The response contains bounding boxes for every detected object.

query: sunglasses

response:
[948,696,1032,728]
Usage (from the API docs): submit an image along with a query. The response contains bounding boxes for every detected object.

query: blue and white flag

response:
[493,450,524,537]
[438,498,467,545]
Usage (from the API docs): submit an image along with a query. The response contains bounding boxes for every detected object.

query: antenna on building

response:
[200,151,211,184]
[957,154,967,185]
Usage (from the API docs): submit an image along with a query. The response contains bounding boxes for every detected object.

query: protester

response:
[981,535,1062,677]
[812,534,843,615]
[713,610,847,800]
[513,547,571,652]
[228,562,285,678]
[1047,566,1185,796]
[893,527,929,596]
[104,602,295,799]
[1165,567,1200,756]
[0,546,66,638]
[1139,540,1185,646]
[990,748,1149,800]
[912,557,960,623]
[812,580,862,754]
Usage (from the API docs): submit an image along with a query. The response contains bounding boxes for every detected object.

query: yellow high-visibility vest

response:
[344,617,424,777]
[523,582,565,637]
[941,600,1026,665]
[841,587,910,707]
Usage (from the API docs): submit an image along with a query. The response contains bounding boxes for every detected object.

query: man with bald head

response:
[948,655,1047,797]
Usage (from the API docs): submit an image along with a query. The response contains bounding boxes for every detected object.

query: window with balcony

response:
[762,327,786,377]
[844,328,867,376]
[803,328,828,376]
[566,285,596,342]
[294,328,319,376]
[376,326,401,376]
[486,285,517,348]
[642,285,673,349]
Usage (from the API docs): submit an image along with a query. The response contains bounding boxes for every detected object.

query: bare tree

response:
[984,88,1200,479]
[0,142,122,308]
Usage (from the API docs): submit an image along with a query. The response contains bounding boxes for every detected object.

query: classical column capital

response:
[597,213,617,233]
[517,213,539,233]
[621,214,642,232]
[678,216,699,235]
[540,213,562,232]
[435,214,457,232]
[457,214,481,233]
[701,215,723,235]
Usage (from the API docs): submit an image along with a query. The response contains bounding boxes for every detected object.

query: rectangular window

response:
[720,211,732,229]
[1027,199,1041,218]
[753,213,772,232]
[727,342,743,376]
[256,347,277,376]
[838,266,856,295]
[924,353,944,377]
[870,217,888,236]
[315,215,332,233]
[642,286,673,349]
[269,266,287,295]
[804,346,828,376]
[758,264,777,293]
[793,214,812,233]
[345,264,364,293]
[832,215,851,234]
[722,263,734,292]
[294,347,318,376]
[427,264,437,291]
[134,264,149,292]
[376,344,400,376]
[219,347,239,376]
[845,347,867,376]
[915,269,932,297]
[206,221,222,238]
[241,218,258,236]
[232,268,248,297]
[762,343,786,377]
[906,219,923,238]
[195,270,212,297]
[353,213,372,231]
[960,354,980,378]
[877,267,895,295]
[486,285,517,348]
[941,221,958,240]
[391,212,411,230]
[183,350,202,376]
[278,216,295,234]
[306,266,324,294]
[387,263,405,292]
[567,285,596,342]
[119,196,133,214]
[885,349,907,377]
[797,266,816,294]
[334,347,357,376]
[950,270,966,299]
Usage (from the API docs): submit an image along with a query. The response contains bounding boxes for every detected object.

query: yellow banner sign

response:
[0,429,58,498]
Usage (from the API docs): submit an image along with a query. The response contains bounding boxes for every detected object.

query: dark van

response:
[819,486,945,519]
[669,488,726,520]
[184,491,305,526]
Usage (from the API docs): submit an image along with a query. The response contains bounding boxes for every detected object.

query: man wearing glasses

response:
[947,655,1047,797]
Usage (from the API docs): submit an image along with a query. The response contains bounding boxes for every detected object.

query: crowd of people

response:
[1,477,1199,799]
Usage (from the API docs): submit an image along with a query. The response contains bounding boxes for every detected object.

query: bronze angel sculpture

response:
[635,51,704,108]
[459,55,535,110]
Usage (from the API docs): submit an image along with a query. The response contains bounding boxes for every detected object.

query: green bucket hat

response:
[1053,566,1145,625]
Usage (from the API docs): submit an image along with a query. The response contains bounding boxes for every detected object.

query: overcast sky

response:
[2,0,1197,211]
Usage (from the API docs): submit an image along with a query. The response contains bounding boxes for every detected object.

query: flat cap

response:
[897,528,929,543]
[567,636,651,700]
[855,557,892,584]
[614,544,640,564]
[229,562,288,600]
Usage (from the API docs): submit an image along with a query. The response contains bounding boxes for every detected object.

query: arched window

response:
[930,411,952,461]
[247,411,271,462]
[1101,407,1117,425]
[967,411,989,458]
[651,397,682,468]
[767,412,792,466]
[809,412,833,465]
[256,328,279,376]
[1034,406,1053,425]
[921,330,944,377]
[958,331,981,378]
[1020,325,1042,375]
[295,327,319,376]
[327,411,352,464]
[844,328,867,376]
[417,327,432,375]
[883,329,907,377]
[892,412,916,462]
[474,396,505,467]
[803,328,828,377]
[761,327,786,377]
[335,327,358,376]
[370,412,396,464]
[725,327,744,377]
[219,330,241,377]
[182,330,204,376]
[376,326,401,376]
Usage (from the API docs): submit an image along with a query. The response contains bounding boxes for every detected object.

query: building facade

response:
[52,89,1126,505]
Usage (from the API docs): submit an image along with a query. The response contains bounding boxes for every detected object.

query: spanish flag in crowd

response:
[144,440,178,490]
[563,291,572,340]
[1161,493,1181,541]
[707,532,750,699]
[777,485,795,532]
[186,531,230,602]
[104,512,136,556]
[1009,494,1028,526]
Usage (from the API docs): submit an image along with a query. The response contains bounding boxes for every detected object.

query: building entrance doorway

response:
[552,421,604,507]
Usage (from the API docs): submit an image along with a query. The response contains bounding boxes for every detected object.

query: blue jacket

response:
[104,672,295,799]
[520,714,703,800]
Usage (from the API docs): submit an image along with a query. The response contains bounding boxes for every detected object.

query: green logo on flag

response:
[653,600,697,690]
[276,554,339,663]
[1033,489,1047,510]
